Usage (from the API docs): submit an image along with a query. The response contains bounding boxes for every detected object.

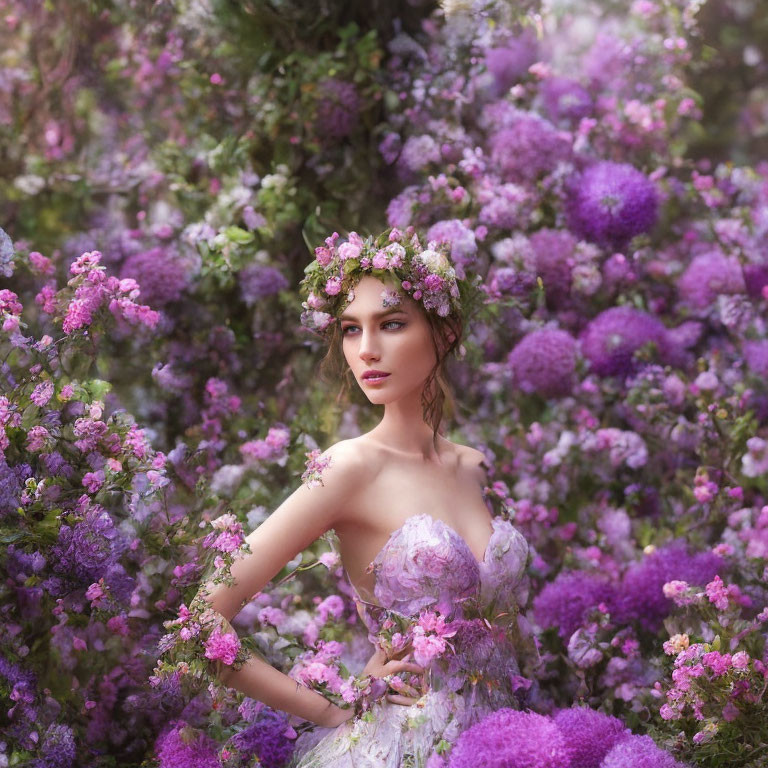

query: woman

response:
[194,229,534,767]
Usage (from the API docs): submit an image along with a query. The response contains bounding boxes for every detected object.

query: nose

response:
[358,327,380,363]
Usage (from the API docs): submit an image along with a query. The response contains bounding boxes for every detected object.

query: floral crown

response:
[299,227,477,335]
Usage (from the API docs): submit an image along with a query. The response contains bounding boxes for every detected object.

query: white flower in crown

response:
[418,248,450,272]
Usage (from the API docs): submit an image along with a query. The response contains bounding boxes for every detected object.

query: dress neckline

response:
[347,512,496,607]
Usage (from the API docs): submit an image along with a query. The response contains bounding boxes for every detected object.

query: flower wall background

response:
[1,0,768,766]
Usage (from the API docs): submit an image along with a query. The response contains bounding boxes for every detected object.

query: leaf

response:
[223,226,255,245]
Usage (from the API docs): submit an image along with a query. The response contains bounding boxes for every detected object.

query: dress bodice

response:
[358,513,530,619]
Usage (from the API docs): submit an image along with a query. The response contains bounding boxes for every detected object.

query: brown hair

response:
[317,298,464,447]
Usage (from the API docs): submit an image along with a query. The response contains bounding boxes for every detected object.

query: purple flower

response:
[239,264,289,305]
[316,78,360,139]
[507,328,578,398]
[540,76,593,122]
[553,706,628,768]
[50,504,125,583]
[677,251,746,309]
[226,708,296,768]
[567,162,658,249]
[744,340,768,376]
[743,261,768,298]
[489,112,572,184]
[448,709,569,767]
[529,229,577,306]
[579,306,676,378]
[533,571,617,640]
[615,542,722,631]
[120,246,190,307]
[34,723,76,768]
[483,30,538,97]
[426,219,477,278]
[0,459,26,517]
[387,186,419,228]
[154,720,219,768]
[601,734,686,768]
[399,134,442,174]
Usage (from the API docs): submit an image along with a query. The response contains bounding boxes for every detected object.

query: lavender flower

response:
[601,734,686,768]
[120,246,190,307]
[226,708,296,768]
[743,261,768,298]
[553,706,628,768]
[578,306,675,378]
[533,571,617,640]
[239,264,289,305]
[507,328,577,398]
[315,78,360,139]
[744,339,768,376]
[615,542,722,631]
[677,251,746,309]
[32,723,76,768]
[529,228,577,306]
[483,32,538,96]
[567,162,658,249]
[540,76,593,123]
[386,186,419,228]
[50,504,126,583]
[447,709,569,767]
[399,134,442,174]
[0,458,24,517]
[489,111,572,184]
[426,219,477,278]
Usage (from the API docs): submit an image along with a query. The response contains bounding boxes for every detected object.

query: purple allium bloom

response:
[553,706,628,768]
[567,162,658,250]
[50,505,126,583]
[226,709,295,768]
[601,734,686,768]
[41,451,74,479]
[677,251,746,309]
[155,720,219,768]
[34,723,77,768]
[483,30,538,97]
[529,228,577,306]
[316,78,360,139]
[532,571,617,640]
[239,264,289,305]
[507,328,577,398]
[579,306,674,378]
[615,542,722,631]
[489,112,572,184]
[743,261,768,298]
[120,246,190,307]
[744,340,768,376]
[540,76,593,122]
[0,653,37,689]
[448,709,569,768]
[379,132,402,165]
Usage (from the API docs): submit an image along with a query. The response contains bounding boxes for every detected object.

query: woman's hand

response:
[360,645,427,706]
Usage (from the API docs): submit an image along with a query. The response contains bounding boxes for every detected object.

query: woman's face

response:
[339,275,437,405]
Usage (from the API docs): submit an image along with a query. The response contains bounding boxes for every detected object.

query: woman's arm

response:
[195,441,366,727]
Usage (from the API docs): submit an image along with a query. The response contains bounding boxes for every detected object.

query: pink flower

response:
[372,251,389,269]
[58,384,74,401]
[337,242,361,262]
[732,651,750,670]
[30,381,54,406]
[82,470,105,493]
[705,575,729,610]
[314,246,334,267]
[26,425,50,451]
[325,276,342,296]
[204,625,241,666]
[318,551,340,569]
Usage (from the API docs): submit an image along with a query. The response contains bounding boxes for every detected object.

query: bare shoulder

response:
[313,437,380,486]
[449,441,489,485]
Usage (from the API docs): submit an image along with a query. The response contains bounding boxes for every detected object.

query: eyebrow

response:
[339,307,407,322]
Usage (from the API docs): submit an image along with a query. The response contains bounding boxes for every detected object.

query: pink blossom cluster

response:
[240,425,291,463]
[60,251,159,334]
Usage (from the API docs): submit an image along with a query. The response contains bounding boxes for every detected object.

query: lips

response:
[362,370,390,382]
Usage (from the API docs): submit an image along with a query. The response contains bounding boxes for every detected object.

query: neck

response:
[365,386,442,461]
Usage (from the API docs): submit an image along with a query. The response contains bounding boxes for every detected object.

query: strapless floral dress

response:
[290,511,537,768]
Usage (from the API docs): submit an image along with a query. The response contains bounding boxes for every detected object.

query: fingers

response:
[386,660,425,677]
[386,693,419,706]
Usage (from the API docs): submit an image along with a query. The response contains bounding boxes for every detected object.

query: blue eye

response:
[341,321,405,335]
